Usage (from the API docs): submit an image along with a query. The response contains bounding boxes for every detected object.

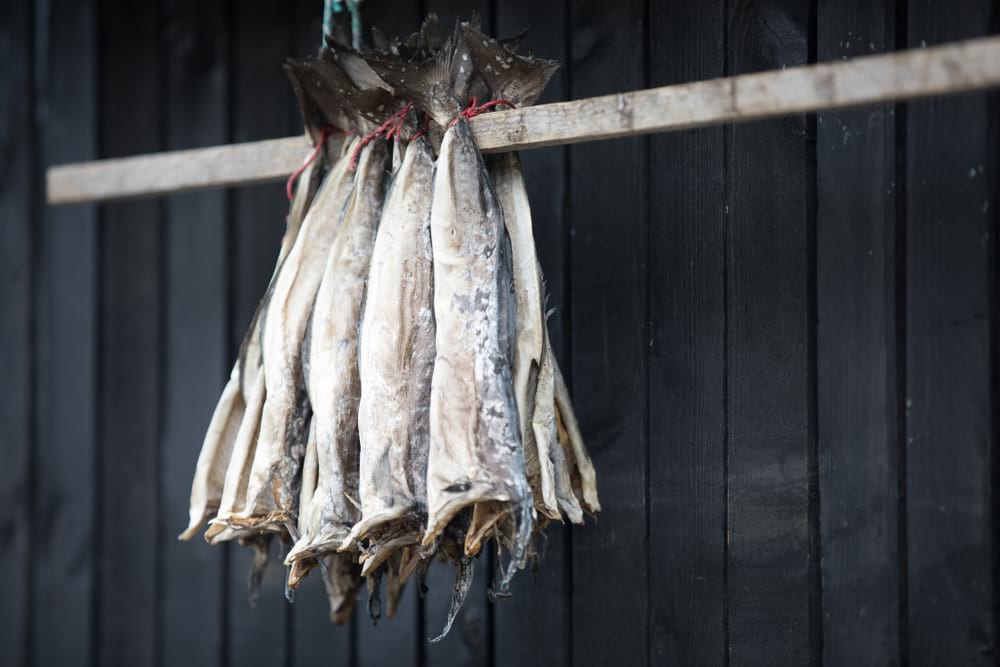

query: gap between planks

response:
[47,35,1000,205]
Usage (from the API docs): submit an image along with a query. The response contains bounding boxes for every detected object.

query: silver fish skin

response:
[180,156,322,541]
[537,327,583,523]
[343,137,436,558]
[286,138,390,564]
[552,353,601,514]
[236,138,360,528]
[423,118,529,547]
[486,151,561,521]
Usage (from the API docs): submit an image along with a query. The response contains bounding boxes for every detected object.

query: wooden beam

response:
[47,35,1000,205]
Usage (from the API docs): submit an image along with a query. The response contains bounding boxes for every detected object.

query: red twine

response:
[447,97,516,128]
[286,125,336,202]
[348,102,415,171]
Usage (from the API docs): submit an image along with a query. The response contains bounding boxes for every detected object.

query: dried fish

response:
[286,136,390,563]
[342,133,436,572]
[422,113,530,574]
[227,137,359,531]
[553,355,601,514]
[180,157,322,541]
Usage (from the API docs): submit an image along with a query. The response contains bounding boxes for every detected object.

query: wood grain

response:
[30,0,100,664]
[47,35,1000,205]
[158,2,229,665]
[816,1,901,664]
[904,1,997,663]
[568,1,649,665]
[96,0,162,664]
[0,0,34,664]
[647,2,728,665]
[725,1,812,664]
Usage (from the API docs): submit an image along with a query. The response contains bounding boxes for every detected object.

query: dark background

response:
[2,0,999,665]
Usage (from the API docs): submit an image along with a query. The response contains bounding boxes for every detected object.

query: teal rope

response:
[322,0,362,50]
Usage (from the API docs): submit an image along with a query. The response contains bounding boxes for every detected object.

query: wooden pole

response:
[47,35,1000,205]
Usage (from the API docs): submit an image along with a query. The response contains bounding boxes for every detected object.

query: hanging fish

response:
[341,120,436,577]
[286,118,391,566]
[367,26,531,595]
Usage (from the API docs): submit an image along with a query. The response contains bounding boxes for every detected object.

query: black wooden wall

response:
[2,0,999,665]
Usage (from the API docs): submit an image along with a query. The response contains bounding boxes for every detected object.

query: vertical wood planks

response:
[816,1,901,664]
[725,1,813,664]
[492,2,573,666]
[31,0,99,664]
[0,0,34,664]
[226,3,293,665]
[97,0,162,664]
[567,1,649,666]
[647,2,728,666]
[159,2,229,666]
[904,1,997,663]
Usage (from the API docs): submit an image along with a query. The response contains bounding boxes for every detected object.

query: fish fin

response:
[462,25,560,107]
[429,557,474,642]
[370,25,393,52]
[285,60,329,143]
[284,58,351,130]
[365,21,479,126]
[242,533,273,608]
[323,40,394,93]
[366,568,383,624]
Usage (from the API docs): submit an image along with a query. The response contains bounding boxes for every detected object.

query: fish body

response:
[234,138,359,529]
[423,118,529,550]
[344,137,436,562]
[180,157,323,540]
[486,151,561,522]
[286,138,390,563]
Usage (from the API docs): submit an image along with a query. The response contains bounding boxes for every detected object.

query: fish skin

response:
[538,328,583,523]
[552,354,601,514]
[486,151,561,521]
[180,156,322,541]
[235,137,360,529]
[286,138,390,564]
[207,370,266,540]
[343,136,436,553]
[423,118,530,550]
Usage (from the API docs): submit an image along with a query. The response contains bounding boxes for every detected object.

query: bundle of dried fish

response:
[180,15,601,638]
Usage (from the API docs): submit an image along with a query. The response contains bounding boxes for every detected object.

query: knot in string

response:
[348,102,415,171]
[447,97,516,129]
[286,125,336,202]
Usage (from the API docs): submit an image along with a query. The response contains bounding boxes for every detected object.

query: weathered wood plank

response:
[30,0,99,664]
[46,35,1000,205]
[568,1,648,666]
[226,3,293,665]
[725,1,812,664]
[159,2,229,666]
[492,1,572,665]
[96,0,161,664]
[647,2,727,665]
[0,0,34,663]
[904,1,996,663]
[816,1,901,664]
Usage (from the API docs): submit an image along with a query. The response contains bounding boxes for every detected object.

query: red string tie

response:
[286,125,336,202]
[348,102,415,171]
[447,97,516,129]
